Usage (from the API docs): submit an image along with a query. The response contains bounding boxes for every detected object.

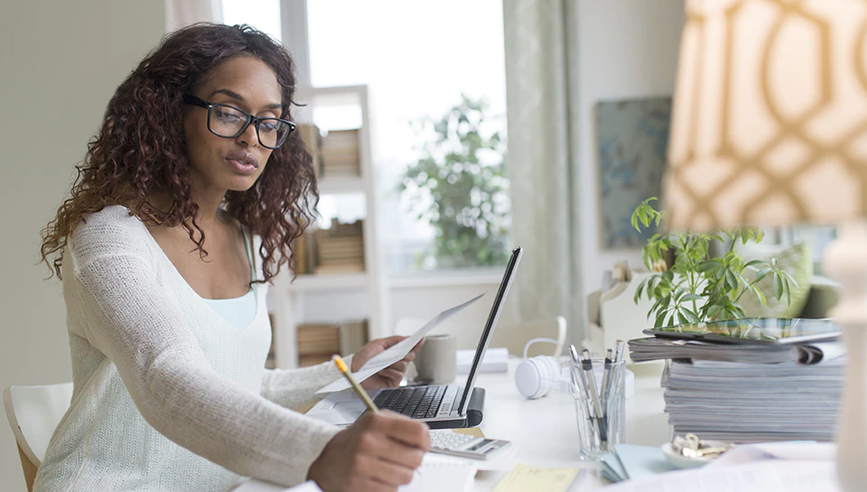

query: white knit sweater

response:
[34,206,343,492]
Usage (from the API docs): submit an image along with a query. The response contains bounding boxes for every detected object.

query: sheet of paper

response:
[491,463,582,492]
[399,453,478,492]
[316,294,484,394]
[613,444,676,480]
[599,453,628,482]
[232,479,322,492]
[708,442,834,468]
[603,461,840,492]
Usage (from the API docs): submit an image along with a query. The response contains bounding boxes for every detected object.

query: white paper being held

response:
[316,294,484,394]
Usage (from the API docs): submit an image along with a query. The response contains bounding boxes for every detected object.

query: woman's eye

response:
[214,108,243,123]
[259,121,278,133]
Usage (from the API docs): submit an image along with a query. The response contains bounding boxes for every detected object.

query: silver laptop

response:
[307,246,523,429]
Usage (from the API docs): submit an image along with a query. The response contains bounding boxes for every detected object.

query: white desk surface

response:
[470,359,669,491]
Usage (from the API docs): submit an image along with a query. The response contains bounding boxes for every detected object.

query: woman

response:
[37,23,429,492]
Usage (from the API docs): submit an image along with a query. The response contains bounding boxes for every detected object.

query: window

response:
[221,0,282,42]
[220,0,510,273]
[306,0,510,273]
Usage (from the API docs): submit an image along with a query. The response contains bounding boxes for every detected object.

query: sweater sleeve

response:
[260,356,351,409]
[67,223,339,487]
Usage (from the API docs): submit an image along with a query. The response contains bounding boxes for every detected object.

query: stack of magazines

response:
[628,318,845,443]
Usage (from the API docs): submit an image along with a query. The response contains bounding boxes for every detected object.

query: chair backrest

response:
[3,382,73,489]
[490,316,567,358]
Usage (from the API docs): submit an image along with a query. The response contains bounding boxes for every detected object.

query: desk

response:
[470,359,669,491]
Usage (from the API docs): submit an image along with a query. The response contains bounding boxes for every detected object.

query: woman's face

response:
[184,56,283,197]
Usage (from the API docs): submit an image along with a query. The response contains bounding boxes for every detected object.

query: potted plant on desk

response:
[630,197,796,327]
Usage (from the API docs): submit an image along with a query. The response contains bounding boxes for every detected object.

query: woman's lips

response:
[225,151,259,174]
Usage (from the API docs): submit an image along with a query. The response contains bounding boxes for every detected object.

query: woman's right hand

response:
[308,411,431,492]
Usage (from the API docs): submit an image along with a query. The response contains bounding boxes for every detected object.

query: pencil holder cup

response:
[569,357,626,460]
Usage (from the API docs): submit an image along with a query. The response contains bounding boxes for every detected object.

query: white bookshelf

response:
[270,85,389,369]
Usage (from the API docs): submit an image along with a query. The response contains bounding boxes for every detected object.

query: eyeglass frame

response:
[182,93,296,149]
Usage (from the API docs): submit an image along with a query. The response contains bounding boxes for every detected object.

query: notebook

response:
[234,455,476,492]
[400,454,478,492]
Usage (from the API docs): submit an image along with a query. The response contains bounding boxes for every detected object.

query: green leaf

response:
[725,270,738,291]
[751,285,768,306]
[784,278,792,305]
[755,267,772,282]
[706,304,723,319]
[685,308,701,324]
[773,273,783,300]
[681,293,703,302]
[744,259,764,269]
[635,278,649,303]
[655,311,667,328]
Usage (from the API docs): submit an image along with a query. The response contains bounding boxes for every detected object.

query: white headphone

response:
[514,338,569,399]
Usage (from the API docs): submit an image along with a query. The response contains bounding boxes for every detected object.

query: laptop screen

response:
[456,246,523,415]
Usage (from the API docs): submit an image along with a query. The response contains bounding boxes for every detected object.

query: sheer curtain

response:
[165,0,222,32]
[503,0,583,341]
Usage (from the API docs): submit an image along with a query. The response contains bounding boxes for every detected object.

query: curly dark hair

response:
[40,23,318,283]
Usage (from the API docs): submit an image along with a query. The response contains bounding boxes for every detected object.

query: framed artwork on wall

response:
[595,96,672,250]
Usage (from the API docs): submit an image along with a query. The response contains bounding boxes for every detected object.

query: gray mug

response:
[415,334,457,385]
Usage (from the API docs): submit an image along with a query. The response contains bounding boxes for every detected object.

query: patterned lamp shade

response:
[664,0,867,231]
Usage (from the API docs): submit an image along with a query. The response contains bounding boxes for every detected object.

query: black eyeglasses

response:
[183,94,296,149]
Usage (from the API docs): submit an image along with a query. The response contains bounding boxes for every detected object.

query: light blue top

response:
[202,228,256,330]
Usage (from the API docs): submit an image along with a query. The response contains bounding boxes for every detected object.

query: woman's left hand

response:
[352,336,423,390]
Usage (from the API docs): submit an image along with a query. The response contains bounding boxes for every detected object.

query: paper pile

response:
[662,359,845,442]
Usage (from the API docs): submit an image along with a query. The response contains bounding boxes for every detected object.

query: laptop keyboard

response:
[373,385,455,419]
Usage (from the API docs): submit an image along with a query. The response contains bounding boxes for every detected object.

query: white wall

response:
[577,0,685,297]
[0,2,165,491]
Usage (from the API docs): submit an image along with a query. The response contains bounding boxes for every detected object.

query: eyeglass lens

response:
[210,105,292,148]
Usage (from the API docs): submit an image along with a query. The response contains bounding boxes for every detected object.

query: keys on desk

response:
[373,385,448,418]
[430,430,512,460]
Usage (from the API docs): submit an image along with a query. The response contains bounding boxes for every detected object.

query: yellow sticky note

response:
[492,463,581,492]
[452,427,485,438]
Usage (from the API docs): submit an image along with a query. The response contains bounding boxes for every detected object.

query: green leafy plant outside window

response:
[631,197,797,327]
[399,95,510,269]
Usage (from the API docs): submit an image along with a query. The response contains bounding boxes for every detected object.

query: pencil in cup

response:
[333,355,379,413]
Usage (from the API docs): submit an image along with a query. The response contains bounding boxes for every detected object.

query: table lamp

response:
[663,1,867,489]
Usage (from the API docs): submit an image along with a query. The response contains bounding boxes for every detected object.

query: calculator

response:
[429,430,513,460]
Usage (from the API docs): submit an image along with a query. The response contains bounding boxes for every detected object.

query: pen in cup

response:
[582,349,607,443]
[600,348,614,411]
[570,345,600,441]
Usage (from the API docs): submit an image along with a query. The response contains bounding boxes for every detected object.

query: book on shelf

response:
[313,219,365,274]
[320,129,360,177]
[297,323,341,353]
[292,219,366,276]
[298,124,323,179]
[266,314,277,369]
[295,320,369,367]
[338,319,369,357]
[292,231,316,275]
[297,323,340,368]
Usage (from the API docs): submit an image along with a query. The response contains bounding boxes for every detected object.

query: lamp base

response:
[825,221,867,491]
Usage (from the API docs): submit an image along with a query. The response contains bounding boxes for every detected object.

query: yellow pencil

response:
[333,355,379,413]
